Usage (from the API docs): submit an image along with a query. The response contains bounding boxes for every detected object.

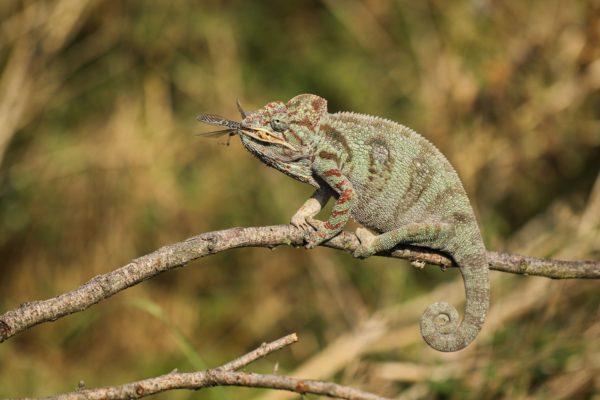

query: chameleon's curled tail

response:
[420,252,489,352]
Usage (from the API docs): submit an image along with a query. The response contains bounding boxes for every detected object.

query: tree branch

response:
[1,224,598,343]
[217,333,298,371]
[27,333,388,400]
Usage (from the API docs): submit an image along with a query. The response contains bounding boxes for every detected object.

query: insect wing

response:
[194,129,236,138]
[196,114,242,130]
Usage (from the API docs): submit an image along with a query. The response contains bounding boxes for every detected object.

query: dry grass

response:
[0,1,599,399]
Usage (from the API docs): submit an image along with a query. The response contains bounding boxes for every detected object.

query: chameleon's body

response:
[198,94,489,352]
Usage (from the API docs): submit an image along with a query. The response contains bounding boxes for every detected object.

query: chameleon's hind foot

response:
[353,227,376,259]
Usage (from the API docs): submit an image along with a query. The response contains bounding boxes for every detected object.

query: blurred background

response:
[0,1,599,399]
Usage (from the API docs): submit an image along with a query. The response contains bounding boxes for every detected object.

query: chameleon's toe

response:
[352,245,375,259]
[305,217,323,231]
[304,230,327,249]
[353,227,376,258]
[291,215,312,232]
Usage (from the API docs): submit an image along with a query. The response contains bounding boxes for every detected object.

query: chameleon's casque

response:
[197,94,490,352]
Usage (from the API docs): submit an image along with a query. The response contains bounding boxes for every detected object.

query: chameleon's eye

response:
[270,118,288,133]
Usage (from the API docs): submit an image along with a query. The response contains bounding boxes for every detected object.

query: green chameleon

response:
[197,94,489,352]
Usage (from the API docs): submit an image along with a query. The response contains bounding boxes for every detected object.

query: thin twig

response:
[0,224,598,343]
[23,334,388,400]
[218,333,299,371]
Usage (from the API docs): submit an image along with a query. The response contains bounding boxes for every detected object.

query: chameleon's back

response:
[324,111,489,352]
[325,112,482,250]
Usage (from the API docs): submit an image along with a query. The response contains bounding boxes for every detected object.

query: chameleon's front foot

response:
[290,211,314,232]
[353,227,377,259]
[291,215,328,249]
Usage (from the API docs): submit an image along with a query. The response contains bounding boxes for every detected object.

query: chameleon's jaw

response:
[240,126,297,151]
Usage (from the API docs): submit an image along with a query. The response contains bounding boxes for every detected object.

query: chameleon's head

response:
[238,94,328,150]
[235,94,328,186]
[197,94,328,186]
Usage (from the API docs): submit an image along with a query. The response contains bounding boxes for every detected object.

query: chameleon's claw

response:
[290,215,327,248]
[304,217,322,231]
[291,215,316,232]
[304,230,328,249]
[291,220,308,231]
[303,218,327,248]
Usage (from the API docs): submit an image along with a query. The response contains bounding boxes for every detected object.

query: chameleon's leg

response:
[302,153,356,248]
[290,188,331,231]
[353,222,452,259]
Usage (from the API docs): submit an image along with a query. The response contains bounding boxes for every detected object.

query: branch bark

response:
[26,333,388,400]
[1,224,598,343]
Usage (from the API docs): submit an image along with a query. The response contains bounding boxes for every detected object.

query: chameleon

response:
[197,94,489,352]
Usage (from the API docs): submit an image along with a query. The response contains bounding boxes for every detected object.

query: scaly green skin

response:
[200,94,489,352]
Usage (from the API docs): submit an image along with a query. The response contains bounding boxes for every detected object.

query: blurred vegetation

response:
[0,1,599,399]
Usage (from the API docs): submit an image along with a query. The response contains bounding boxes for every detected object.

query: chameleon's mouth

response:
[242,126,297,151]
[196,113,297,151]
